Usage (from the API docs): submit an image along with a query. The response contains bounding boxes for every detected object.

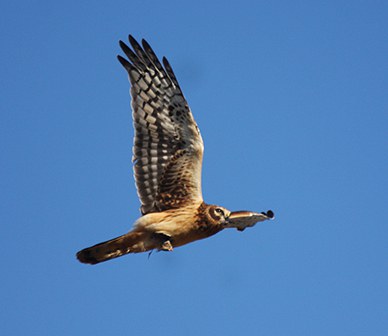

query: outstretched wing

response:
[118,36,204,215]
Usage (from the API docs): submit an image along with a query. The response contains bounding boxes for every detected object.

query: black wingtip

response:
[119,40,126,49]
[128,34,142,50]
[117,55,132,70]
[117,54,125,64]
[128,34,136,44]
[162,56,179,87]
[119,40,133,56]
[265,210,275,219]
[162,56,169,67]
[141,38,151,51]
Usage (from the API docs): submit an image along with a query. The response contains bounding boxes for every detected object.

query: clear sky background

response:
[1,1,387,335]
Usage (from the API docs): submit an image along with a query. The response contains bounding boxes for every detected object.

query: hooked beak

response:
[225,211,232,223]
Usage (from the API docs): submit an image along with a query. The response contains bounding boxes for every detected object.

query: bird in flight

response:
[76,35,274,264]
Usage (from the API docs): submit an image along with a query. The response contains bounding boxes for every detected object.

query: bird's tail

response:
[76,231,150,265]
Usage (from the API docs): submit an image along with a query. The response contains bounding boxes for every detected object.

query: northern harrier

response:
[76,36,274,264]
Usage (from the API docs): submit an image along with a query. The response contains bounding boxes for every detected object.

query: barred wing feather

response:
[118,36,204,215]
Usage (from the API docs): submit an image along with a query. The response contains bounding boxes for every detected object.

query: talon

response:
[160,240,173,251]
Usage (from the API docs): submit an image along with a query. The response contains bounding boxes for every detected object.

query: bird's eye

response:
[215,208,224,216]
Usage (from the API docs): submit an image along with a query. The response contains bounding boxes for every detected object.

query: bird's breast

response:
[170,218,224,248]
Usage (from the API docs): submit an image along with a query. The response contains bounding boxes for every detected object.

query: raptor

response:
[76,36,274,264]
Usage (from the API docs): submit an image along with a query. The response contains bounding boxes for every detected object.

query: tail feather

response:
[76,231,149,265]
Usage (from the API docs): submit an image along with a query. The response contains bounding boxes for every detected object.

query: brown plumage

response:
[76,36,274,265]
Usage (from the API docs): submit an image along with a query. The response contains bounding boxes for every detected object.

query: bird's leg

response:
[151,232,174,252]
[160,240,173,252]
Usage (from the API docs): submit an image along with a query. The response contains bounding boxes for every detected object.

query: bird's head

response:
[206,205,231,225]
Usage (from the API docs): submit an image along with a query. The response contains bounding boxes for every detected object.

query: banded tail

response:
[76,231,150,265]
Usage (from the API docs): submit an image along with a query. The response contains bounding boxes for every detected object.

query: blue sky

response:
[1,1,387,335]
